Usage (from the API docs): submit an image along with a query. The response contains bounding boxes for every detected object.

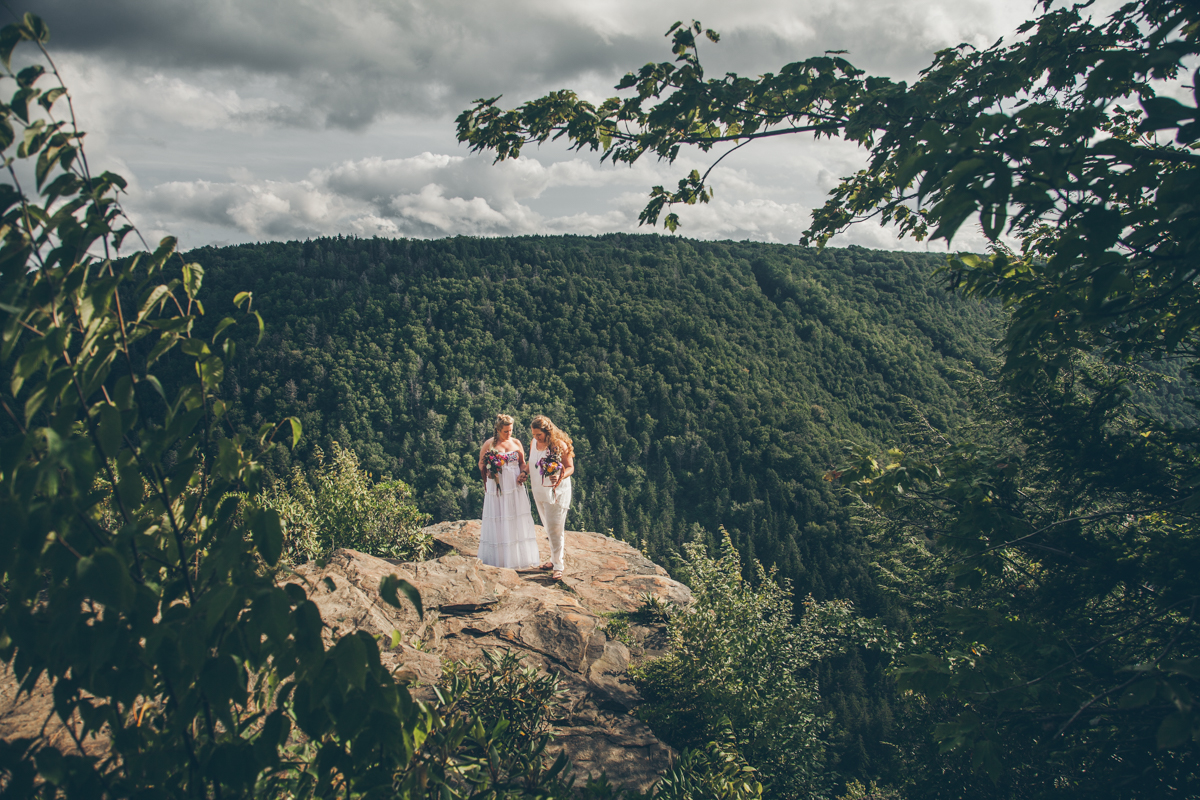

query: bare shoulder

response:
[480,436,495,452]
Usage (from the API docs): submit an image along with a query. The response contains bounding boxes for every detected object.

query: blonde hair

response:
[493,413,515,438]
[531,415,574,458]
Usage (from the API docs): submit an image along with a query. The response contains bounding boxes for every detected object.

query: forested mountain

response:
[170,233,1001,610]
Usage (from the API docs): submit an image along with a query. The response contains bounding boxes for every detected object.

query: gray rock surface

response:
[289,520,690,793]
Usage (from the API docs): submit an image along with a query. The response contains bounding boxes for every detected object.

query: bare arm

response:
[554,451,575,489]
[514,439,529,484]
[479,437,494,483]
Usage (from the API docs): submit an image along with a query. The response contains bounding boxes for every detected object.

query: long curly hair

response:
[531,415,574,459]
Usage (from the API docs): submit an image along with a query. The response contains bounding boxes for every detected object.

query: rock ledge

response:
[292,520,690,792]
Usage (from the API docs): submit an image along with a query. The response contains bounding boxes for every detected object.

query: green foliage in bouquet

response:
[258,440,431,564]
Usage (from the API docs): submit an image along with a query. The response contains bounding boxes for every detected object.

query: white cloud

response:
[37,0,1041,132]
[140,178,354,239]
[27,0,1078,250]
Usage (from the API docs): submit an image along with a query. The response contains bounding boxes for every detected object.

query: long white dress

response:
[478,450,541,569]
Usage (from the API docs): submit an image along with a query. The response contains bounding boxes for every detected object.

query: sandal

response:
[551,571,564,581]
[540,562,554,570]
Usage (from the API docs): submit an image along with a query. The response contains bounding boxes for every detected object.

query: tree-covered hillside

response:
[174,233,1000,608]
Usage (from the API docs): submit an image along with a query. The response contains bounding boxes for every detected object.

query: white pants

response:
[532,480,571,572]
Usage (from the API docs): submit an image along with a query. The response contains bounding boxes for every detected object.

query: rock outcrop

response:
[0,521,689,793]
[292,520,691,793]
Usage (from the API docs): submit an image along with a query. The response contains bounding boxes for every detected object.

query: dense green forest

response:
[170,233,1000,604]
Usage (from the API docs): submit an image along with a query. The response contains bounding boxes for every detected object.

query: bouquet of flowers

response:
[536,448,563,486]
[483,448,507,480]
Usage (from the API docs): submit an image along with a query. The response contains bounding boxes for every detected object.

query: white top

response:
[529,440,571,503]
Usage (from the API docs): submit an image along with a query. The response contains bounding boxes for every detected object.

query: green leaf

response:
[1157,711,1193,749]
[971,739,1002,782]
[145,332,180,366]
[116,458,143,509]
[205,742,258,790]
[16,65,43,89]
[212,316,236,342]
[380,574,423,619]
[286,416,302,449]
[76,549,135,610]
[1162,659,1200,680]
[205,584,238,632]
[142,374,166,403]
[181,262,204,300]
[37,86,65,112]
[179,338,209,358]
[34,144,57,189]
[22,13,49,44]
[147,236,177,273]
[252,507,283,566]
[1119,679,1158,709]
[0,25,23,71]
[114,376,135,410]
[136,284,170,322]
[253,710,288,764]
[96,402,122,459]
[334,633,368,691]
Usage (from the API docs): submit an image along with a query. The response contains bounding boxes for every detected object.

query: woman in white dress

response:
[477,414,541,569]
[528,415,575,581]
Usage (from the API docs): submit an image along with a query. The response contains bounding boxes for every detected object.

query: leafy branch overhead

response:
[457,20,873,232]
[459,2,1200,376]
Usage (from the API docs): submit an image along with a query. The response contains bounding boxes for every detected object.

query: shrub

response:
[0,16,536,798]
[437,649,763,800]
[259,441,432,563]
[441,649,565,748]
[651,721,764,800]
[435,649,571,794]
[632,532,890,799]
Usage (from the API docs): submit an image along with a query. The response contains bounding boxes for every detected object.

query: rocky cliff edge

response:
[0,521,691,793]
[295,520,691,791]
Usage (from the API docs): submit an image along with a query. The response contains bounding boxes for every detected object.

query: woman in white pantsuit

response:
[528,415,574,581]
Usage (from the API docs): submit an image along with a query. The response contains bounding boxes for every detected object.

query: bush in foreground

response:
[259,440,432,564]
[633,533,891,799]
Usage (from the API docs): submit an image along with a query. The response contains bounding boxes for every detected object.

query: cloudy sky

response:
[21,0,1053,252]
